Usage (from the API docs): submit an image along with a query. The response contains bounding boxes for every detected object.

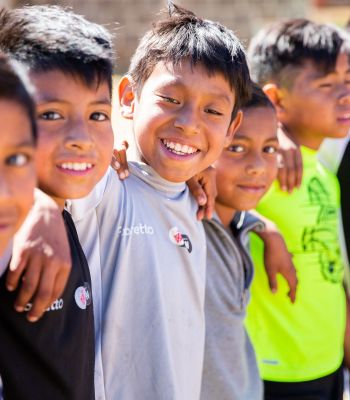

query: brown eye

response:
[6,153,31,167]
[90,112,109,121]
[227,144,244,153]
[39,111,62,120]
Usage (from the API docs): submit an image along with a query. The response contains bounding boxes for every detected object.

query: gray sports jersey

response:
[200,212,263,400]
[70,163,206,400]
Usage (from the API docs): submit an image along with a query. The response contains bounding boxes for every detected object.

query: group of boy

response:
[0,2,349,400]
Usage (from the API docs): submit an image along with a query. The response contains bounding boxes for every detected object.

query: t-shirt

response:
[200,212,263,400]
[246,146,346,382]
[319,136,350,291]
[70,163,206,400]
[0,210,95,400]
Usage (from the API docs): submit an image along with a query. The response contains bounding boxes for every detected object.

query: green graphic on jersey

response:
[302,177,342,283]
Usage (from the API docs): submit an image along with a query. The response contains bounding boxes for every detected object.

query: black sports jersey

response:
[0,210,95,400]
[337,141,350,266]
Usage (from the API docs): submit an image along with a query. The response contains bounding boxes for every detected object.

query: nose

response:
[338,85,350,106]
[245,153,266,176]
[0,177,12,200]
[64,120,94,152]
[173,104,200,135]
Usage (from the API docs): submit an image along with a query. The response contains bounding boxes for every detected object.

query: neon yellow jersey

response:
[246,146,346,382]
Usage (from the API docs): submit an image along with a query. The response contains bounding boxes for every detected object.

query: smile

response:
[58,162,94,171]
[161,139,199,156]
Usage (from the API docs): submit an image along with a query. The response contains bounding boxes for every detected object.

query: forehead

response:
[29,69,111,103]
[296,52,350,81]
[237,107,277,138]
[143,60,234,100]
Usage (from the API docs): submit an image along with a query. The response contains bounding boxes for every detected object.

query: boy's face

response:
[278,52,350,149]
[119,60,241,182]
[214,107,278,217]
[31,70,114,207]
[0,100,36,254]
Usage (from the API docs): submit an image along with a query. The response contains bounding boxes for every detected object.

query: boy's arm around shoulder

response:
[7,189,71,322]
[250,209,298,303]
[276,124,303,193]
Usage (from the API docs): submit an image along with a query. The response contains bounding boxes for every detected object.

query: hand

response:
[254,217,298,303]
[7,189,71,322]
[111,141,129,180]
[187,167,217,220]
[277,124,303,193]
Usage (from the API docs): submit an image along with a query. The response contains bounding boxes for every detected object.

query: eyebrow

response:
[11,140,35,148]
[233,134,278,142]
[158,79,233,105]
[36,97,111,105]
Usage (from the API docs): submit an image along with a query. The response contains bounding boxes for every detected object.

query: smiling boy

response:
[245,19,350,399]
[201,85,279,400]
[0,6,114,399]
[69,4,251,399]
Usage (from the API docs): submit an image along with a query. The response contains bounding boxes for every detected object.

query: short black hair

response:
[128,2,251,119]
[242,83,275,111]
[0,52,37,141]
[248,18,350,87]
[0,5,114,93]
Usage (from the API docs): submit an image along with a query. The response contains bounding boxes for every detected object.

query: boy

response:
[0,53,36,258]
[0,6,114,399]
[245,19,350,399]
[68,4,251,399]
[200,85,279,400]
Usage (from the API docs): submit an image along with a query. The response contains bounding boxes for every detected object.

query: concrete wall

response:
[11,0,309,73]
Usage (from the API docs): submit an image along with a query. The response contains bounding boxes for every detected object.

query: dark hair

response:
[0,5,114,93]
[242,83,275,111]
[0,52,37,141]
[248,18,350,87]
[128,2,251,119]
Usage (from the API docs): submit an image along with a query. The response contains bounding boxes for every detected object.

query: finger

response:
[267,270,278,294]
[27,262,58,322]
[277,153,287,192]
[294,148,303,189]
[6,248,30,291]
[196,206,205,221]
[187,179,207,207]
[14,253,42,312]
[111,151,120,171]
[112,149,129,180]
[51,263,71,300]
[285,268,298,304]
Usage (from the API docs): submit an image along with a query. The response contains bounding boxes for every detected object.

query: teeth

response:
[60,162,93,171]
[162,139,198,155]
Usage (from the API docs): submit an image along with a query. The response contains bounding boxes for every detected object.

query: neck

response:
[214,201,237,228]
[283,124,323,150]
[49,195,65,211]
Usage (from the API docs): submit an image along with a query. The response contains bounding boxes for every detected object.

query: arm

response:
[251,210,298,303]
[7,189,71,322]
[277,124,303,193]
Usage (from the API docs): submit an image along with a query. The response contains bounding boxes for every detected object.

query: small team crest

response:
[169,227,192,253]
[74,283,92,310]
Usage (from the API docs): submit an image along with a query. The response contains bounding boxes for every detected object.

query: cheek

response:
[266,159,278,186]
[95,131,114,164]
[12,170,36,229]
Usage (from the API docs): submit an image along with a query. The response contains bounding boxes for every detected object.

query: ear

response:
[118,75,135,120]
[224,110,243,146]
[262,83,286,118]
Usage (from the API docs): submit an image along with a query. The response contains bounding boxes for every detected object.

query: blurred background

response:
[1,0,349,74]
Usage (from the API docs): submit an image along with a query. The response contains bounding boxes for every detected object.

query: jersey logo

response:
[24,298,64,313]
[169,227,192,253]
[74,283,92,310]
